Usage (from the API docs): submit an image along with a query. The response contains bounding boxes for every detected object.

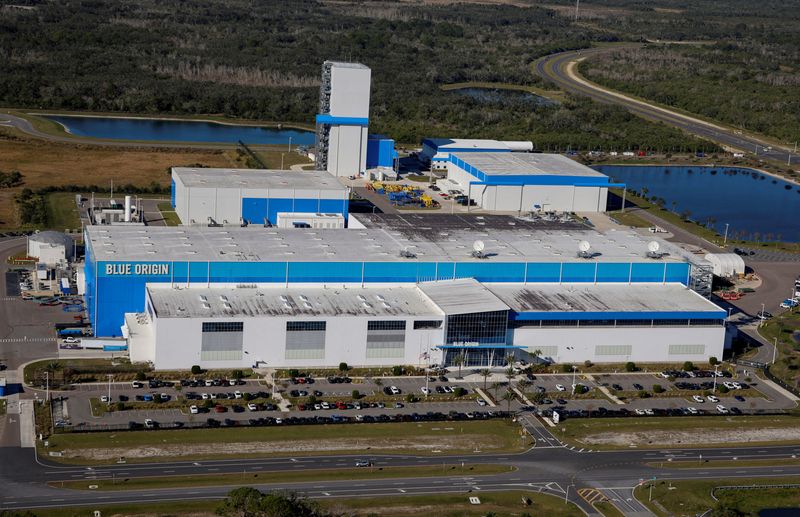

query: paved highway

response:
[534,47,799,169]
[1,423,800,515]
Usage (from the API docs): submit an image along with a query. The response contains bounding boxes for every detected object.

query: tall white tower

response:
[316,61,371,177]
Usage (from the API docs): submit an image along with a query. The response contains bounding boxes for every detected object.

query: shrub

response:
[392,365,404,376]
[307,395,317,405]
[243,392,254,401]
[652,384,664,394]
[583,360,593,368]
[405,393,418,403]
[624,362,637,372]
[231,369,244,379]
[718,385,729,394]
[453,387,467,397]
[351,389,361,399]
[682,361,695,372]
[115,402,125,411]
[339,362,349,372]
[574,384,588,395]
[709,356,719,366]
[638,390,651,398]
[191,365,203,375]
[135,371,146,381]
[560,364,573,373]
[203,399,214,408]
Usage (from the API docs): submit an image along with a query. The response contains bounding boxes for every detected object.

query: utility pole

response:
[108,374,113,404]
[574,0,580,21]
[772,337,778,364]
[723,223,729,245]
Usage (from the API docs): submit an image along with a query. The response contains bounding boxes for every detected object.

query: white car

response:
[321,401,330,410]
[692,395,705,403]
[644,409,655,416]
[63,336,81,344]
[723,381,736,390]
[247,403,258,411]
[100,395,109,403]
[420,387,431,395]
[556,384,566,392]
[234,391,243,399]
[707,395,719,403]
[189,405,199,414]
[442,386,453,394]
[635,408,646,415]
[686,407,698,415]
[144,418,155,429]
[476,398,487,406]
[201,393,210,400]
[731,382,742,390]
[275,418,283,424]
[716,404,729,414]
[389,386,401,395]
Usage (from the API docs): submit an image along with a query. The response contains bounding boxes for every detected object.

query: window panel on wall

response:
[285,321,326,360]
[668,344,705,355]
[201,321,244,361]
[445,310,508,345]
[366,320,406,359]
[595,345,632,356]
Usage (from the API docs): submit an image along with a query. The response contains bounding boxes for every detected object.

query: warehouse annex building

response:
[170,167,349,227]
[445,152,622,213]
[83,213,726,369]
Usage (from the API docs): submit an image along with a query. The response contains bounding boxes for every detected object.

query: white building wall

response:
[511,325,725,363]
[326,125,368,177]
[138,313,444,370]
[31,244,66,266]
[329,66,371,118]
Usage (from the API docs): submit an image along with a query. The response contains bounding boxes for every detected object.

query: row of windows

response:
[287,321,326,332]
[202,322,244,333]
[510,319,724,328]
[367,321,406,331]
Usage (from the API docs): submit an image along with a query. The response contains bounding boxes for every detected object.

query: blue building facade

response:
[367,135,398,168]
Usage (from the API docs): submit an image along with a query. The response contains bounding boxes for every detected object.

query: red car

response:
[214,405,227,413]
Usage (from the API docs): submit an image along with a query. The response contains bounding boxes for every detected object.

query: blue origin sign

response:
[101,263,170,276]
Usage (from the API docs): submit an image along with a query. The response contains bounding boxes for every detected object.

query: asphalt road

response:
[2,436,800,515]
[534,47,799,168]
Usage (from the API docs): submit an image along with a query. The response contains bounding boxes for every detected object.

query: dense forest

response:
[0,0,792,148]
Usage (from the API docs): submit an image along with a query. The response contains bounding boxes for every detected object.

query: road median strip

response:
[50,463,514,491]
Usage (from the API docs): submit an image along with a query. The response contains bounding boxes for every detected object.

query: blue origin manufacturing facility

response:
[78,60,727,370]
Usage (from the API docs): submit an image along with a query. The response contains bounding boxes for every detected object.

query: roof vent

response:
[280,295,289,302]
[299,295,309,302]
[219,295,228,302]
[283,302,291,309]
[198,295,208,302]
[223,302,232,310]
[399,247,417,259]
[362,302,372,309]
[357,295,367,302]
[202,302,211,310]
[303,302,313,309]
[375,294,385,302]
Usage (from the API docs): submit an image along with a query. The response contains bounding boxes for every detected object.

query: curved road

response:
[535,47,798,168]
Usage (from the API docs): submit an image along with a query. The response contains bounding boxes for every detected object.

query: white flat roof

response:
[424,138,510,150]
[451,152,605,178]
[419,279,509,315]
[148,286,442,319]
[326,61,370,70]
[172,167,347,191]
[85,222,697,264]
[487,283,724,314]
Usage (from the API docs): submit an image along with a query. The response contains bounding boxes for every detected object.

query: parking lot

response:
[49,363,796,432]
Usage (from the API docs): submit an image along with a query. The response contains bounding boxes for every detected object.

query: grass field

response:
[253,149,312,169]
[52,464,512,491]
[648,457,800,469]
[759,311,800,391]
[608,209,651,228]
[0,400,6,416]
[156,201,181,226]
[636,476,800,516]
[42,420,527,464]
[12,490,582,517]
[593,500,626,517]
[45,192,81,231]
[548,414,800,450]
[0,127,233,228]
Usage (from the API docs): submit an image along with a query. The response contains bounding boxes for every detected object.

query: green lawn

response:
[441,81,566,102]
[649,457,800,469]
[549,415,800,450]
[53,463,512,491]
[156,201,181,226]
[593,500,626,517]
[759,310,800,392]
[45,192,81,231]
[608,209,651,228]
[0,400,6,416]
[11,490,582,517]
[43,420,527,464]
[636,476,800,516]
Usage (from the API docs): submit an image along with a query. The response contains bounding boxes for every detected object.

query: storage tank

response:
[27,231,74,265]
[501,141,534,152]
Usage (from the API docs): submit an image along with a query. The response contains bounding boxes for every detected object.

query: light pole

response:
[712,364,720,393]
[564,484,571,504]
[772,337,778,364]
[107,374,112,404]
[723,223,729,245]
[288,136,292,153]
[280,153,286,170]
[45,371,49,402]
[571,365,578,395]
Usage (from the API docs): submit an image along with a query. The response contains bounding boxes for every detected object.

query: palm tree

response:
[491,381,503,403]
[44,361,63,385]
[454,351,467,379]
[502,390,516,415]
[480,368,491,391]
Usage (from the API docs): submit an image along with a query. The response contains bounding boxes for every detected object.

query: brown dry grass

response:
[0,129,234,227]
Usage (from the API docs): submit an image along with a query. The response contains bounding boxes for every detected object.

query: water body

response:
[760,509,800,517]
[594,165,800,243]
[451,87,556,107]
[44,115,315,146]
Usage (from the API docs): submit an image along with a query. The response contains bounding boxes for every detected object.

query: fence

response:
[764,366,800,398]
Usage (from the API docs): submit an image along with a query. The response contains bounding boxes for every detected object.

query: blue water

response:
[759,509,800,517]
[594,165,800,243]
[451,87,557,107]
[45,115,315,145]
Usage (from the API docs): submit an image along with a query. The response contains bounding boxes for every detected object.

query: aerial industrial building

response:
[83,212,725,368]
[170,167,349,226]
[445,152,620,213]
[421,138,534,170]
[315,61,372,177]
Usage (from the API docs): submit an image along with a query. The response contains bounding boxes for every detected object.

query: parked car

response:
[707,395,719,403]
[555,384,566,392]
[189,405,199,414]
[716,404,729,414]
[692,395,705,403]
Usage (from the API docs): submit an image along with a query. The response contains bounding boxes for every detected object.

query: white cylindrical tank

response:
[501,141,534,152]
[124,195,132,222]
[27,231,74,265]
